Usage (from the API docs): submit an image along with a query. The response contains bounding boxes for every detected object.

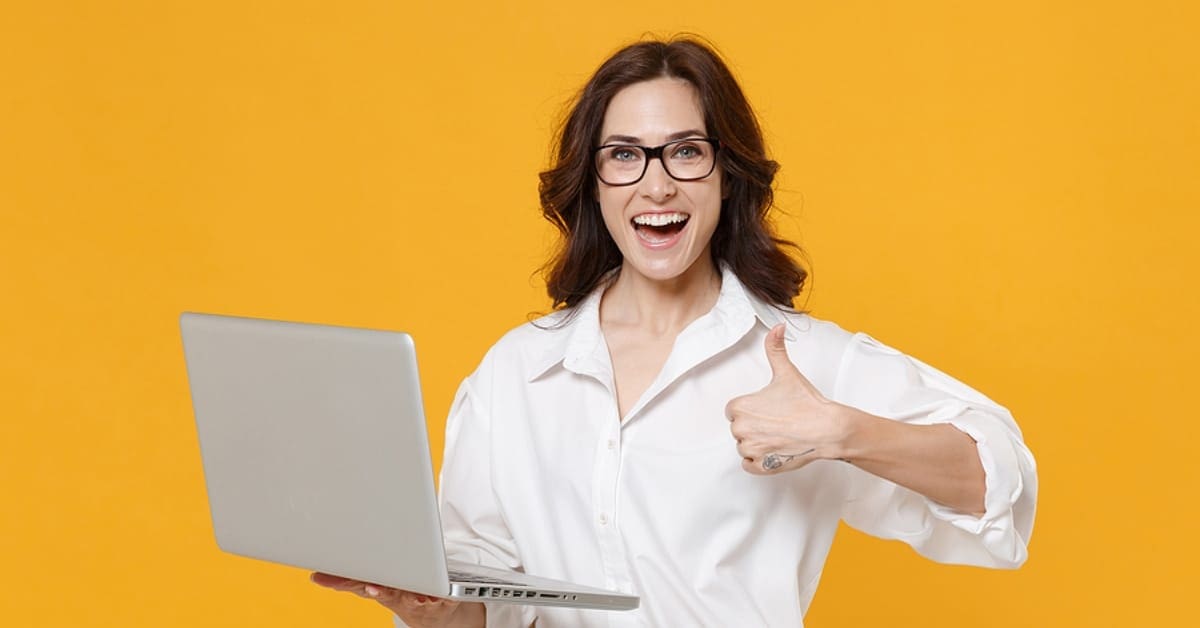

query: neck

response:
[600,256,722,334]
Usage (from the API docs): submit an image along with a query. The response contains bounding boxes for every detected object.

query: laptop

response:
[179,312,639,611]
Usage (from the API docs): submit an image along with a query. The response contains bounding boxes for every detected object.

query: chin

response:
[622,249,708,283]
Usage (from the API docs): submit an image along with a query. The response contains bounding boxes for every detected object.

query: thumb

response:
[764,324,799,382]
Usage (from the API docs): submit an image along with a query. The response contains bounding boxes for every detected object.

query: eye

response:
[607,146,642,162]
[669,142,703,160]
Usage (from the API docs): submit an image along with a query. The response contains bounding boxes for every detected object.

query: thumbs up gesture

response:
[725,324,850,475]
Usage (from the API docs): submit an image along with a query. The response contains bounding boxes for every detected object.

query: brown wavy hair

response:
[538,36,807,310]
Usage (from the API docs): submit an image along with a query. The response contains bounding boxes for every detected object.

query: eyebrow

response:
[599,129,708,145]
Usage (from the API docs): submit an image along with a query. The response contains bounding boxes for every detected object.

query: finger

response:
[724,396,743,422]
[741,457,767,475]
[311,572,364,590]
[399,591,449,607]
[362,584,414,603]
[763,324,800,382]
[729,417,746,440]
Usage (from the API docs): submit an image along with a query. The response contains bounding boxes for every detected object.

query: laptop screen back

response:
[180,312,451,594]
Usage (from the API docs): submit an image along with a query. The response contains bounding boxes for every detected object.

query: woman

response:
[314,37,1037,627]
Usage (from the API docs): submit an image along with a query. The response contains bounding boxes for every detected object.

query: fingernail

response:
[365,585,380,597]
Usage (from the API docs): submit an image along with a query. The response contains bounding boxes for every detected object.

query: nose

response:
[638,156,676,201]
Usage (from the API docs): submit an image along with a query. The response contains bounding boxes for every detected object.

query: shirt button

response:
[607,439,616,450]
[598,513,609,525]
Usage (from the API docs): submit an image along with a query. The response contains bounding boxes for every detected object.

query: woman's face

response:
[596,77,722,284]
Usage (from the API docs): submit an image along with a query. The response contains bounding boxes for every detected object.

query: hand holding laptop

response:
[180,313,637,621]
[311,572,484,627]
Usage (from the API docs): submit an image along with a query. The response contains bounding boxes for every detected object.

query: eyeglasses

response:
[592,137,721,186]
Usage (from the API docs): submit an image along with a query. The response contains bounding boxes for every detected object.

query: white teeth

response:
[632,212,689,227]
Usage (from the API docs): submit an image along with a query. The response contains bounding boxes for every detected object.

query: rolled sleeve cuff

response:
[921,410,1030,566]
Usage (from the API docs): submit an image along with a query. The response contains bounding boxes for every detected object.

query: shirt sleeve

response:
[407,375,536,628]
[833,333,1038,569]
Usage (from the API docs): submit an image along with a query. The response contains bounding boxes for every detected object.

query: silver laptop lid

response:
[180,312,451,595]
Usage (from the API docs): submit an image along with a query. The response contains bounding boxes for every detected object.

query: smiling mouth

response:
[632,212,690,243]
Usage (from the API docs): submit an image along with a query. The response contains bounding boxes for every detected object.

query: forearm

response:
[453,602,486,628]
[835,407,986,516]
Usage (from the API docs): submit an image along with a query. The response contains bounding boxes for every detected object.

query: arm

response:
[727,324,1036,567]
[837,410,984,516]
[438,374,539,627]
[728,324,984,514]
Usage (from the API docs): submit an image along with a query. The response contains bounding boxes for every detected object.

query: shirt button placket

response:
[592,421,625,592]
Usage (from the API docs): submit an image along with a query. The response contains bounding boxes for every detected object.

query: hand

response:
[725,324,850,475]
[311,572,485,628]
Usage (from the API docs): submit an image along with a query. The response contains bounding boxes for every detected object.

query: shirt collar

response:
[527,264,790,382]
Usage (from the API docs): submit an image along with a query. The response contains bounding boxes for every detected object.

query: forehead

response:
[600,77,707,142]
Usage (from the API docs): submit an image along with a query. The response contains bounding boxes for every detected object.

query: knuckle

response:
[725,396,751,417]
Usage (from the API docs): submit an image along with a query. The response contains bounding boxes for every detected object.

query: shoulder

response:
[470,310,575,383]
[773,308,860,356]
[780,310,853,340]
[777,311,915,381]
[792,316,1007,413]
[727,268,858,357]
[772,307,915,365]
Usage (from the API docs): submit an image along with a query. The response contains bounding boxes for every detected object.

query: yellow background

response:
[2,1,1196,626]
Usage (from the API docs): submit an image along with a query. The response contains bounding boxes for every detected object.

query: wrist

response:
[829,405,873,463]
[449,602,486,628]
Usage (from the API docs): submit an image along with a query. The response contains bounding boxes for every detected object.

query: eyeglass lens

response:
[595,139,716,186]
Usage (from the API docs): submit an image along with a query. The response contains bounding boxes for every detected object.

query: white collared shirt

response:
[433,267,1037,627]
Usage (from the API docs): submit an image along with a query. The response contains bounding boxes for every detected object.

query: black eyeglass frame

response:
[592,137,722,186]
